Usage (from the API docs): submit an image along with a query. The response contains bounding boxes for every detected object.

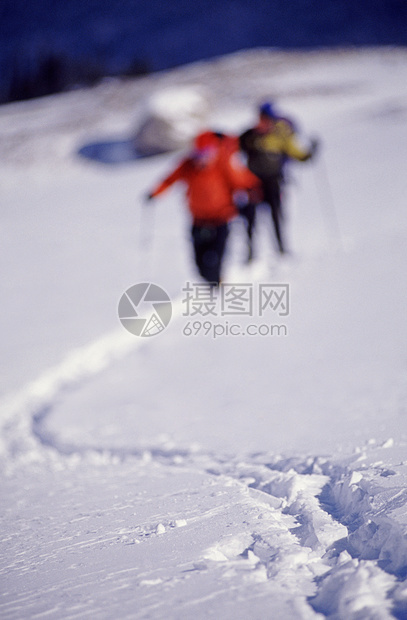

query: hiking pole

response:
[138,195,156,282]
[312,149,344,251]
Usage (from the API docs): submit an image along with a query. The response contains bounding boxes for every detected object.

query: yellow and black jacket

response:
[240,118,312,179]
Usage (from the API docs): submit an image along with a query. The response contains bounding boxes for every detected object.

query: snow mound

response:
[310,558,396,619]
[132,85,210,155]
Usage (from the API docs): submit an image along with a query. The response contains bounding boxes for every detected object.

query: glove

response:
[249,185,263,204]
[309,137,320,157]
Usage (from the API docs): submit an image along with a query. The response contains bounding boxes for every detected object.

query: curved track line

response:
[0,297,185,465]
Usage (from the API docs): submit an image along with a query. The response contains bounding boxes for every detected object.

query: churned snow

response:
[1,48,407,619]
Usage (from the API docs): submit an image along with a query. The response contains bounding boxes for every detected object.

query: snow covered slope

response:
[1,48,407,619]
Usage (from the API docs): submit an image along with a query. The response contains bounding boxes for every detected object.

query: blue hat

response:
[259,101,276,118]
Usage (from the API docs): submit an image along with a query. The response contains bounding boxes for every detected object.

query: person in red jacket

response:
[147,131,260,285]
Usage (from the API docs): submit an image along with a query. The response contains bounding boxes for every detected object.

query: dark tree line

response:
[3,50,150,104]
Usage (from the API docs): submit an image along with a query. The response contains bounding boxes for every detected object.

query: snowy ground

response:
[1,47,407,619]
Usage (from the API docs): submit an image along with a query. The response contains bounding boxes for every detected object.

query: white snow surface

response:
[1,48,407,619]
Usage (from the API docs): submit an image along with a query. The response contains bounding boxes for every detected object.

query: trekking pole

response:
[138,196,156,282]
[312,149,344,251]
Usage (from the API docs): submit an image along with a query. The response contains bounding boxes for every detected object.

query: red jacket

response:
[150,137,260,224]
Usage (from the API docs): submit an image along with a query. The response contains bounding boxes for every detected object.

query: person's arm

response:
[281,120,319,161]
[284,133,314,161]
[148,160,189,198]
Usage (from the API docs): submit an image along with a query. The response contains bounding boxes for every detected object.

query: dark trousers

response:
[191,222,229,285]
[262,176,285,253]
[238,203,256,261]
[240,176,285,254]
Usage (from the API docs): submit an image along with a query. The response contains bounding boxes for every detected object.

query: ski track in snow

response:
[1,283,407,619]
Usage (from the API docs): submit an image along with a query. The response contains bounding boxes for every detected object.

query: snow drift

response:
[132,85,209,155]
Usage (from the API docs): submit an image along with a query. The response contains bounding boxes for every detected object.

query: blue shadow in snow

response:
[77,138,170,165]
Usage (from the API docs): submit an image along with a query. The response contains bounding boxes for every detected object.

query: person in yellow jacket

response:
[239,101,318,255]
